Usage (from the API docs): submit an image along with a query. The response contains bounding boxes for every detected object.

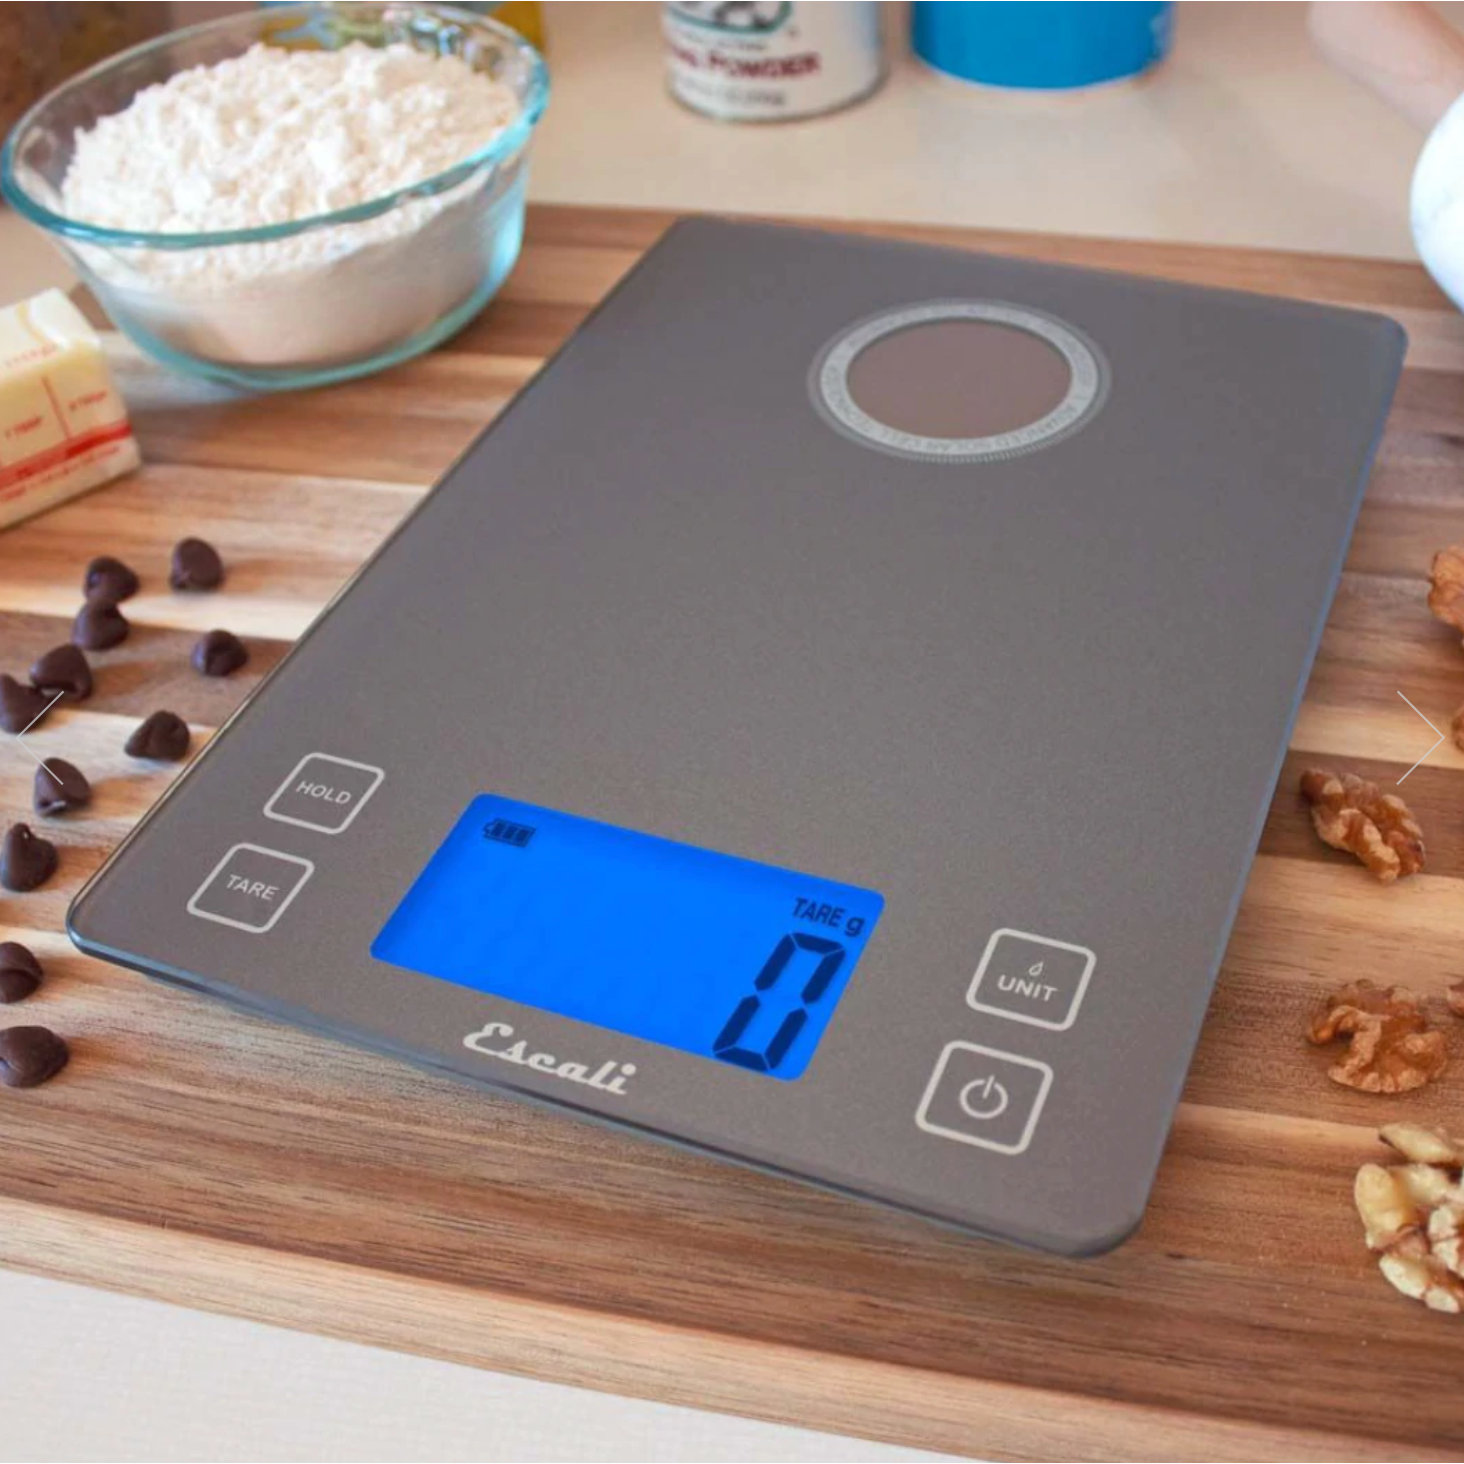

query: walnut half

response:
[1429,544,1464,646]
[1382,1122,1464,1166]
[1299,769,1424,882]
[1355,1125,1464,1314]
[1307,980,1448,1094]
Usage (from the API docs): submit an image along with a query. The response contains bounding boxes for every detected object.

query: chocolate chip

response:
[125,709,191,761]
[170,537,224,591]
[30,643,92,700]
[0,1026,69,1088]
[0,674,51,734]
[83,555,140,602]
[1,823,59,892]
[73,598,129,650]
[34,758,92,816]
[0,942,43,1005]
[192,629,248,677]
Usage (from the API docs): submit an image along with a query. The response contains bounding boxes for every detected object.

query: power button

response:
[914,1042,1053,1156]
[957,1071,1010,1121]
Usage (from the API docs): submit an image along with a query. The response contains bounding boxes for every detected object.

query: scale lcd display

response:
[372,795,884,1080]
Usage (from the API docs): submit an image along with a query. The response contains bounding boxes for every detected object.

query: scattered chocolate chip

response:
[0,674,51,734]
[1,823,58,892]
[29,643,92,700]
[73,598,129,650]
[170,537,224,591]
[0,943,43,1005]
[125,709,191,761]
[83,555,140,603]
[34,758,92,817]
[192,629,248,677]
[0,1026,69,1088]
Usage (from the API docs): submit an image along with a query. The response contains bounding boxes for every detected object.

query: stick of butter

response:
[0,289,141,530]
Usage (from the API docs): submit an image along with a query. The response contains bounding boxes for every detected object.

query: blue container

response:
[912,1,1172,91]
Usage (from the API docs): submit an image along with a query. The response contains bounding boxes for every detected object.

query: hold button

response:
[265,753,384,835]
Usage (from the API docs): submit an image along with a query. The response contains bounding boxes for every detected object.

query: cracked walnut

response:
[1355,1124,1464,1314]
[1299,769,1424,882]
[1307,980,1447,1094]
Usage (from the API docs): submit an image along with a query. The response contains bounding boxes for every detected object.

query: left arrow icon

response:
[4,688,67,780]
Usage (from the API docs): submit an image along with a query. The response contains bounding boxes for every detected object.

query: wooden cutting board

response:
[3,205,1464,1463]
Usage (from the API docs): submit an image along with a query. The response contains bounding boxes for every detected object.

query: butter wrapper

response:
[0,289,141,529]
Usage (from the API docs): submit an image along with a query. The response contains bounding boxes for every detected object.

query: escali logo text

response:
[463,1021,636,1096]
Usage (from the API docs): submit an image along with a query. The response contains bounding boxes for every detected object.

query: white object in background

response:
[662,2,883,121]
[1309,2,1464,309]
[0,288,140,529]
[1414,90,1464,310]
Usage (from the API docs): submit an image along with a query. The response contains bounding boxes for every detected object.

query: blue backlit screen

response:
[371,795,885,1080]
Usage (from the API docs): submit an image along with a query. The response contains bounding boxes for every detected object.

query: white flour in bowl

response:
[58,42,523,370]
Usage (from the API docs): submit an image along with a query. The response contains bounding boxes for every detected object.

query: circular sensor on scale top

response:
[811,301,1109,464]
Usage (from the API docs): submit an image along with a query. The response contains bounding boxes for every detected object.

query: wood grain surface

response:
[3,206,1464,1463]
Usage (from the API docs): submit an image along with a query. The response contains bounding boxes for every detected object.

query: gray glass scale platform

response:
[69,218,1405,1256]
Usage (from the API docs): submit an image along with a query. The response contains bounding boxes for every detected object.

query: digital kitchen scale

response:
[69,218,1405,1255]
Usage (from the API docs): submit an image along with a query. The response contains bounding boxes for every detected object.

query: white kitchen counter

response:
[529,2,1427,258]
[0,4,1444,1461]
[2,1,1439,309]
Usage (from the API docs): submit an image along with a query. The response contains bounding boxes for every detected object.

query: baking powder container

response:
[663,2,884,122]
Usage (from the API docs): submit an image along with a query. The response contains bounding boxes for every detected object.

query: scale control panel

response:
[186,752,384,932]
[181,749,1097,1173]
[913,929,1094,1156]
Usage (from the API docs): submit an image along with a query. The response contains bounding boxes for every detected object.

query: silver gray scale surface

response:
[69,218,1405,1256]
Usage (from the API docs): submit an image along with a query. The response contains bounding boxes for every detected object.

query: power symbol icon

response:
[958,1073,1010,1121]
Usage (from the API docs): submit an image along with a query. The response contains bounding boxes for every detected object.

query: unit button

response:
[264,753,384,834]
[915,1042,1053,1155]
[967,928,1095,1031]
[187,844,314,933]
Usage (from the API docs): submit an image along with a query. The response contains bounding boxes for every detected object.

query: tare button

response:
[187,844,314,933]
[264,753,384,835]
[967,928,1095,1032]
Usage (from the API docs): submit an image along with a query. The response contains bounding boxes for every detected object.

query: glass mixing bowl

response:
[1,3,548,391]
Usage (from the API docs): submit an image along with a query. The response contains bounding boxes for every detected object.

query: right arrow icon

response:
[1396,692,1445,785]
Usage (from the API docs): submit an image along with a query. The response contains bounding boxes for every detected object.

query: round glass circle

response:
[811,301,1108,464]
